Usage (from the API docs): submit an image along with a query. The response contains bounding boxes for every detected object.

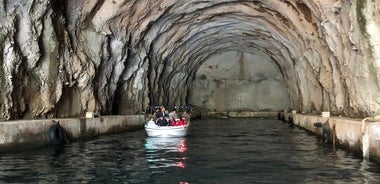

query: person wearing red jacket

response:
[176,116,187,126]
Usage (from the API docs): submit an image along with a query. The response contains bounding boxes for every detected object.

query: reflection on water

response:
[145,137,188,169]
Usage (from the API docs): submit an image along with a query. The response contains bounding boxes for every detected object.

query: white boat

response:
[144,122,190,137]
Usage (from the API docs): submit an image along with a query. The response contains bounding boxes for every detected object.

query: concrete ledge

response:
[330,117,362,153]
[202,111,279,118]
[367,122,380,161]
[0,115,145,152]
[282,112,380,162]
[292,114,329,135]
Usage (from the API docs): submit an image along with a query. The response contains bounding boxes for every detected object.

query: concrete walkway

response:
[282,112,380,162]
[0,115,145,152]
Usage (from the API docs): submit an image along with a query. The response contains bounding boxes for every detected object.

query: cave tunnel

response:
[0,0,380,120]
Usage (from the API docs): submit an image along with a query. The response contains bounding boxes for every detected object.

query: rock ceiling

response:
[0,0,379,119]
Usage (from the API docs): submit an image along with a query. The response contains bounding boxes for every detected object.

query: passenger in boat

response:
[153,109,159,117]
[156,116,169,126]
[182,111,191,123]
[176,116,187,126]
[169,116,177,126]
[169,109,178,120]
[146,117,158,127]
[156,106,169,121]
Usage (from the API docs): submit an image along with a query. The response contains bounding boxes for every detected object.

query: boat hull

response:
[145,123,190,137]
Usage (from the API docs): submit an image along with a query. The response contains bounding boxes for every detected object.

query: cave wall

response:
[190,51,290,112]
[0,0,379,120]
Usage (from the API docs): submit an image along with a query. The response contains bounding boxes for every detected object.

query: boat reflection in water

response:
[145,137,188,169]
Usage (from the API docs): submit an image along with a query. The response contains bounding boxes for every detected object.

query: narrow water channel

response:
[1,118,380,183]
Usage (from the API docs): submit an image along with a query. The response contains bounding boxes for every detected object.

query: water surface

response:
[1,118,380,183]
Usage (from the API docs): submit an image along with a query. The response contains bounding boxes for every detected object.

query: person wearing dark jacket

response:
[156,106,169,120]
[156,116,169,126]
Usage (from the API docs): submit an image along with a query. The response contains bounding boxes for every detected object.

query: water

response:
[1,118,380,183]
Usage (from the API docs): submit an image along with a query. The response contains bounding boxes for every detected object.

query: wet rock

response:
[0,0,379,119]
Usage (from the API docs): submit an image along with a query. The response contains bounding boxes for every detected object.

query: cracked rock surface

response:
[0,0,379,119]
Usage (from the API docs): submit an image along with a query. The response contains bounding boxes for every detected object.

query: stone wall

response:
[0,0,379,120]
[190,51,290,112]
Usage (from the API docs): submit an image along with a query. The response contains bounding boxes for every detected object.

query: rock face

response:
[0,0,379,119]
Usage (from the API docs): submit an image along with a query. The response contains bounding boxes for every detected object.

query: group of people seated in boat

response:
[146,106,190,127]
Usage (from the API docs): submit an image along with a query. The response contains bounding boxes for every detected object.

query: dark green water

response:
[1,118,380,183]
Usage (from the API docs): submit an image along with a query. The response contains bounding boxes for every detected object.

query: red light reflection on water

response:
[176,161,185,168]
[176,157,187,168]
[146,137,189,169]
[177,140,188,168]
[178,140,187,153]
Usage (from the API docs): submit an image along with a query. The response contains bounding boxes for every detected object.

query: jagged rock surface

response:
[0,0,379,120]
